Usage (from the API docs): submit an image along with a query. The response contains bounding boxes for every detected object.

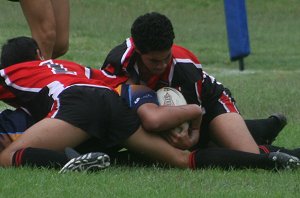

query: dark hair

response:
[0,36,39,69]
[131,12,175,54]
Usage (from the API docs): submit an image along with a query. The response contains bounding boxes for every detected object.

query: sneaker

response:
[59,152,110,173]
[268,151,300,170]
[270,113,287,129]
[264,113,287,144]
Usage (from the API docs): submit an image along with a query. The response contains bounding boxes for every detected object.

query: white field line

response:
[204,68,300,77]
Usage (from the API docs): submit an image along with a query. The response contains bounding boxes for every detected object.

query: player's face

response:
[139,49,172,75]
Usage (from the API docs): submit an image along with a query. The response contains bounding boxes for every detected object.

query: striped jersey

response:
[102,38,232,112]
[0,59,127,121]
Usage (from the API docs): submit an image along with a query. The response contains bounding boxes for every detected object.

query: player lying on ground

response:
[0,36,199,170]
[0,10,289,153]
[0,36,299,172]
[101,12,291,155]
[1,84,299,170]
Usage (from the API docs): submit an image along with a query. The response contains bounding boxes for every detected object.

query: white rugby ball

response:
[156,87,188,133]
[156,87,187,106]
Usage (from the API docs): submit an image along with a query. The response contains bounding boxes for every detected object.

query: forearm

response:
[138,103,202,132]
[160,104,201,130]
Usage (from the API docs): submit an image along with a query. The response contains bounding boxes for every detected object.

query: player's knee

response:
[38,22,57,43]
[52,40,69,58]
[0,149,15,167]
[171,150,189,168]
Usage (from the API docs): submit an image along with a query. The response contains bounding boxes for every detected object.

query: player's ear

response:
[36,49,44,60]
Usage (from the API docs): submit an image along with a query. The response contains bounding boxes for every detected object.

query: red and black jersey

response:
[102,38,239,122]
[0,59,127,121]
[102,38,204,103]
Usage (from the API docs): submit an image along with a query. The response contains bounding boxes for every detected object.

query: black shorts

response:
[48,85,140,149]
[193,88,240,149]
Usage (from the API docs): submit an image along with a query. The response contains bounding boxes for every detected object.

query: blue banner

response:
[224,0,250,61]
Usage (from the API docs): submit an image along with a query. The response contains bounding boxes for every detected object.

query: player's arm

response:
[163,114,202,150]
[119,84,202,132]
[137,103,202,132]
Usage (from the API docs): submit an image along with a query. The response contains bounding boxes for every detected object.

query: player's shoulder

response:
[3,60,40,71]
[52,59,84,67]
[171,44,200,63]
[102,38,136,73]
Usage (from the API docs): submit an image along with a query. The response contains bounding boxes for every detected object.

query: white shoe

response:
[59,152,110,173]
[269,151,300,170]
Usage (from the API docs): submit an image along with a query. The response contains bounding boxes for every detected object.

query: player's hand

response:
[163,126,194,150]
[163,111,202,150]
[188,116,202,146]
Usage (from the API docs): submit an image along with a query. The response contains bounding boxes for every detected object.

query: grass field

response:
[0,0,300,197]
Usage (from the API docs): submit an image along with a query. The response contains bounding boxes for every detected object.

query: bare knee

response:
[170,150,190,168]
[39,28,56,47]
[0,148,16,167]
[37,28,69,58]
[52,40,69,58]
[209,113,259,154]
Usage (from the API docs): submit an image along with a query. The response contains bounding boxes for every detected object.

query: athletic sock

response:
[12,147,68,169]
[188,148,274,170]
[259,145,271,153]
[245,117,283,145]
[259,145,300,158]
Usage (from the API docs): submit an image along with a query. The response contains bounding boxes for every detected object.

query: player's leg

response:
[123,126,299,170]
[19,0,56,59]
[209,112,260,154]
[259,144,300,159]
[245,113,287,145]
[123,126,190,168]
[51,0,69,58]
[203,76,285,147]
[0,118,89,167]
[200,83,259,153]
[190,147,300,170]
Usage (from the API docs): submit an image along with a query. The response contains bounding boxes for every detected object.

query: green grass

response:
[1,167,300,198]
[1,0,300,197]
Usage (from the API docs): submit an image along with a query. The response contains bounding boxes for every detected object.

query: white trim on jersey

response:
[39,59,54,66]
[194,82,202,105]
[47,82,113,101]
[203,71,222,85]
[50,99,60,118]
[218,91,239,113]
[218,94,230,113]
[100,69,117,78]
[64,84,112,91]
[0,70,42,92]
[121,38,133,65]
[169,60,176,85]
[47,81,66,100]
[174,58,202,69]
[85,67,91,78]
[7,82,41,93]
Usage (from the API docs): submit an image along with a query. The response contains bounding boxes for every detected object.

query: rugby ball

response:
[156,87,189,133]
[156,87,187,106]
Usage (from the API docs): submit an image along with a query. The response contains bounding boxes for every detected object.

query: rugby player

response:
[102,12,291,155]
[0,36,299,172]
